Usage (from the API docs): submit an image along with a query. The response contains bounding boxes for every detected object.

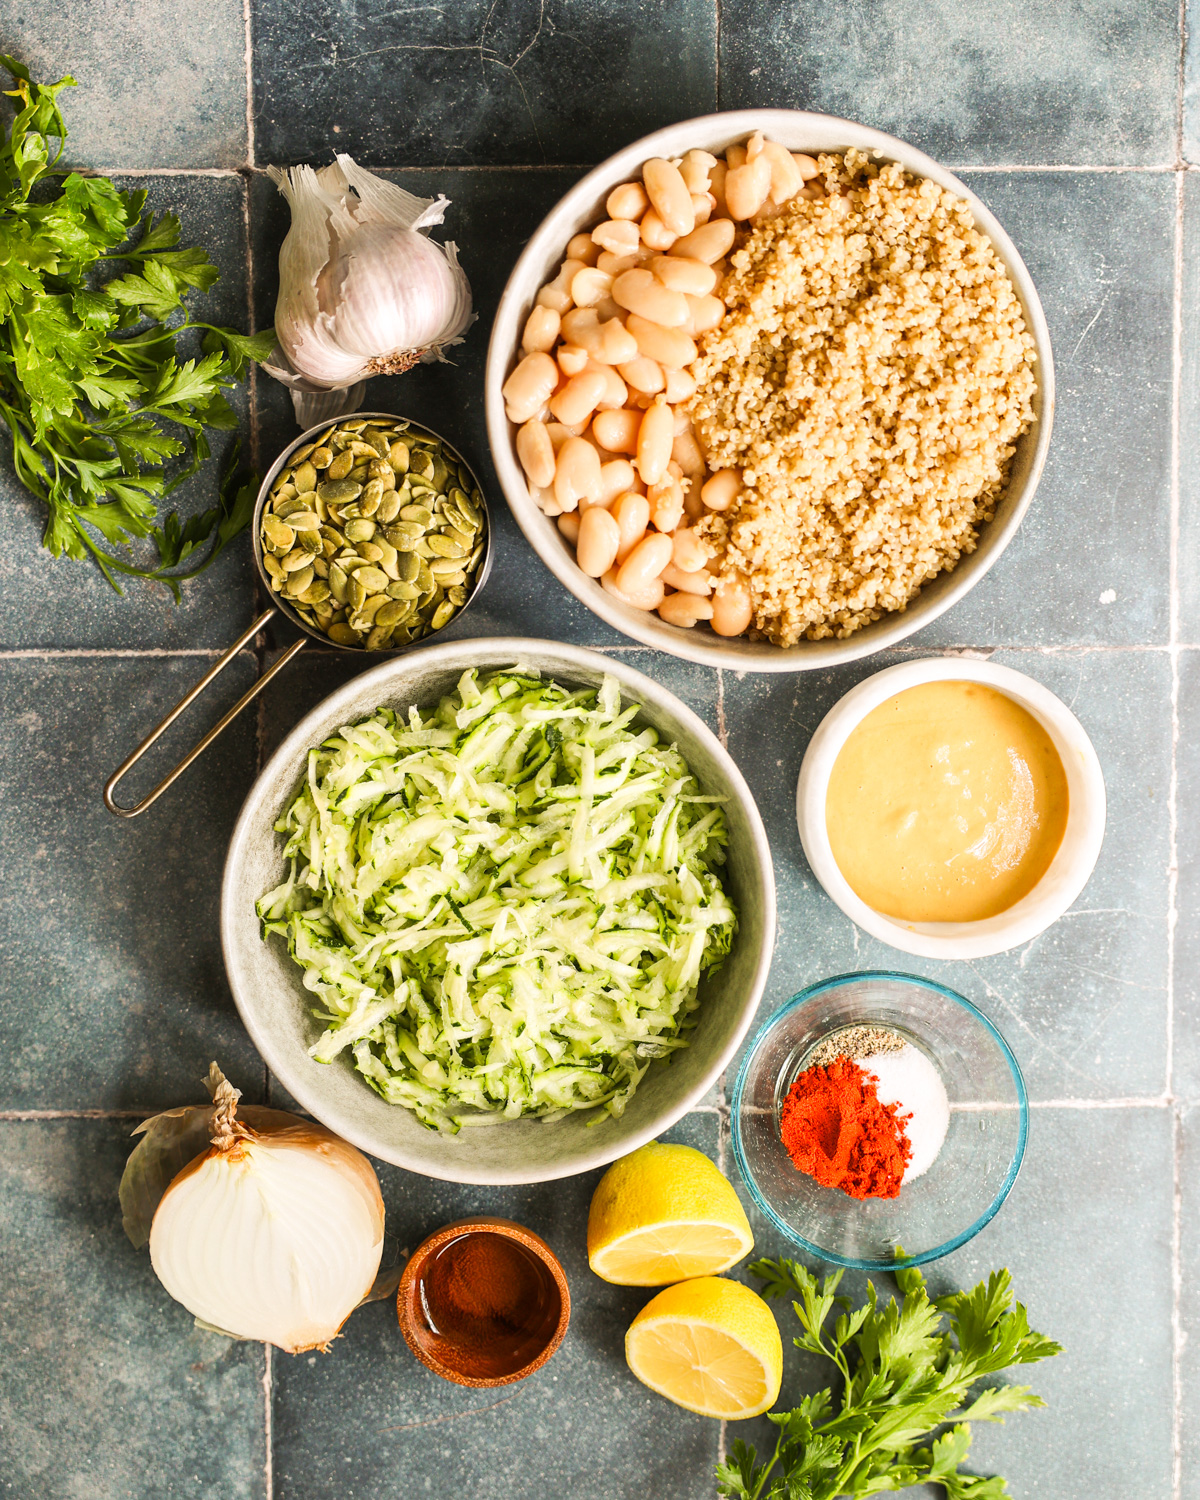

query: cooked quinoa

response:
[688,150,1037,645]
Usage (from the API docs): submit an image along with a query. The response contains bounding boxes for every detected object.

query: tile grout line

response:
[74,161,1199,178]
[240,4,273,1495]
[1171,3,1186,1490]
[0,1097,1182,1124]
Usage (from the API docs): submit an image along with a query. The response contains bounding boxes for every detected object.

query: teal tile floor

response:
[0,2,1194,1496]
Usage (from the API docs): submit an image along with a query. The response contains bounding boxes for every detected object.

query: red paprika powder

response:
[780,1056,912,1200]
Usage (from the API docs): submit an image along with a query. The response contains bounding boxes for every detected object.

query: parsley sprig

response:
[0,57,275,595]
[718,1259,1061,1500]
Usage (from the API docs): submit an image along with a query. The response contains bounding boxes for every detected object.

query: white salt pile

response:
[864,1045,950,1183]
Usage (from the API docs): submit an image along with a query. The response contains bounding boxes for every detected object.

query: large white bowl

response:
[795,658,1106,959]
[220,638,775,1183]
[485,109,1055,672]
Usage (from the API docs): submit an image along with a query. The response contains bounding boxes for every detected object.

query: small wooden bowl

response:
[397,1217,571,1387]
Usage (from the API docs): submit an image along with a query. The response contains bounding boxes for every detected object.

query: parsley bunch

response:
[718,1259,1061,1500]
[0,57,276,595]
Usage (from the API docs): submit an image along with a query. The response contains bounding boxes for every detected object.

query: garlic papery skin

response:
[146,1069,384,1354]
[267,154,473,422]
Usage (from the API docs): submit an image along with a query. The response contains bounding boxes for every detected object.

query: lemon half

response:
[625,1276,783,1419]
[587,1142,754,1286]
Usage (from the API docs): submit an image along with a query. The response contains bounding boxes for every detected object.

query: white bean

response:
[680,149,717,194]
[550,369,607,427]
[701,469,741,511]
[576,506,621,577]
[684,292,725,335]
[502,351,558,423]
[671,218,735,263]
[671,426,706,485]
[658,592,714,627]
[760,139,805,203]
[643,157,695,236]
[535,257,587,314]
[793,152,820,180]
[607,181,649,221]
[596,250,641,276]
[554,436,602,511]
[648,470,684,533]
[601,569,665,611]
[618,354,665,395]
[587,361,628,410]
[690,192,715,225]
[672,527,708,573]
[661,561,712,595]
[726,156,772,221]
[649,255,717,296]
[709,159,728,216]
[639,209,677,252]
[598,458,637,503]
[612,491,651,563]
[592,407,641,453]
[612,268,689,327]
[545,422,576,451]
[557,511,581,546]
[635,400,675,486]
[663,366,696,403]
[521,304,560,355]
[711,578,753,636]
[726,143,748,171]
[516,419,557,489]
[571,267,614,308]
[626,313,697,370]
[616,531,673,594]
[567,232,601,266]
[556,343,589,377]
[592,218,641,256]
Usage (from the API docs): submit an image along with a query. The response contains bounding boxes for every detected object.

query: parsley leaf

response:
[0,58,272,594]
[720,1258,1061,1500]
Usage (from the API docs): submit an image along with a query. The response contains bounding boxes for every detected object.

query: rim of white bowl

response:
[730,971,1030,1270]
[220,636,776,1182]
[485,108,1056,673]
[795,658,1107,959]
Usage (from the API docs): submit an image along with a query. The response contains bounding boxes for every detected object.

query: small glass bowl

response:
[731,972,1028,1270]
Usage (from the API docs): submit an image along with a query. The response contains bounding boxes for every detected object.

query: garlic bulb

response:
[140,1064,385,1353]
[265,154,473,425]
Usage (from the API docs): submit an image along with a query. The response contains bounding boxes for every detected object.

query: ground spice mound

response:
[688,150,1037,645]
[780,1056,912,1200]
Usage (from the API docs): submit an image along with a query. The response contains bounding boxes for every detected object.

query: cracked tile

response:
[249,0,717,168]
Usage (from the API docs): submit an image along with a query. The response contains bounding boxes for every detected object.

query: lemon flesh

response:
[625,1277,783,1420]
[587,1142,753,1286]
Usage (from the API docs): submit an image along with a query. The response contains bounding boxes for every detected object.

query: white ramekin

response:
[796,658,1106,959]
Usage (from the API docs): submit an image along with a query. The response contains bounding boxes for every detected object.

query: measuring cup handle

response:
[103,609,306,818]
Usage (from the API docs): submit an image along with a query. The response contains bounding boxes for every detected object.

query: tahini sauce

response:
[825,681,1069,923]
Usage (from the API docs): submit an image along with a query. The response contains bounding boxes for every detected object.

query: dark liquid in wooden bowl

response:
[413,1231,563,1380]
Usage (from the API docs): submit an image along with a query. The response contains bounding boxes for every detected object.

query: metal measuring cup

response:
[103,412,495,817]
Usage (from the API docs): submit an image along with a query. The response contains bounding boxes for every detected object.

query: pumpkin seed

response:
[327,623,362,646]
[262,553,284,584]
[310,445,334,469]
[388,520,426,549]
[327,450,355,481]
[448,585,467,606]
[365,625,394,651]
[354,566,389,593]
[386,580,420,601]
[298,530,322,554]
[429,556,465,579]
[377,491,402,525]
[344,519,377,543]
[395,550,419,583]
[288,510,321,532]
[262,515,294,550]
[416,560,435,595]
[274,494,306,519]
[318,478,362,504]
[375,599,412,628]
[312,556,330,579]
[400,504,434,527]
[356,541,384,563]
[281,548,312,573]
[297,579,331,605]
[388,440,410,472]
[292,460,317,493]
[328,563,350,604]
[427,533,467,559]
[285,564,315,596]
